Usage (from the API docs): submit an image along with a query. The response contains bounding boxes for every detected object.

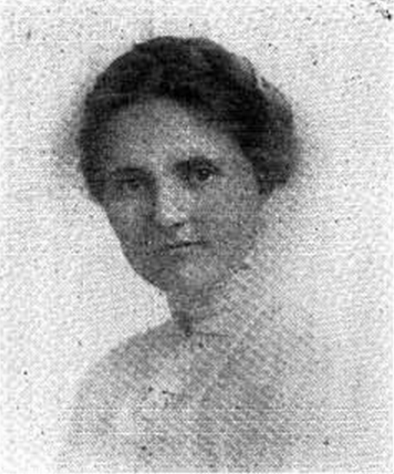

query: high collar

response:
[167,257,275,348]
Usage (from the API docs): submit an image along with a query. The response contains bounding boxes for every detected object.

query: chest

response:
[104,344,290,471]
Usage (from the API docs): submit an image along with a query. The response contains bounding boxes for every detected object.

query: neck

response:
[167,255,264,337]
[167,278,227,333]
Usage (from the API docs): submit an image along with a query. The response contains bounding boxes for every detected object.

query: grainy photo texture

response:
[1,1,392,473]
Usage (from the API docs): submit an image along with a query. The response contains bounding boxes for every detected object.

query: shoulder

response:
[75,319,176,411]
[65,321,174,432]
[59,320,177,469]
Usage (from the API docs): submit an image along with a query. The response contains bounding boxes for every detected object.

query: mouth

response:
[156,241,204,254]
[167,242,197,249]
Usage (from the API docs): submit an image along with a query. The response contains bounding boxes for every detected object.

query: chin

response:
[143,261,224,295]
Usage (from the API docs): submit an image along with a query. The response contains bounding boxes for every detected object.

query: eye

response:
[109,168,151,196]
[119,175,144,191]
[190,166,214,183]
[179,158,220,187]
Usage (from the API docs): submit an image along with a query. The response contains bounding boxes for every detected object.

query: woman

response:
[60,36,318,472]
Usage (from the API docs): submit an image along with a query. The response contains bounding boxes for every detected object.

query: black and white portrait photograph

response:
[1,0,392,472]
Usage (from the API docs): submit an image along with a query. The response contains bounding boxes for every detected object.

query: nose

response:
[153,178,191,228]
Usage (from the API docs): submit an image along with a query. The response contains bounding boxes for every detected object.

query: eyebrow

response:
[108,154,220,180]
[174,155,219,170]
[109,166,151,179]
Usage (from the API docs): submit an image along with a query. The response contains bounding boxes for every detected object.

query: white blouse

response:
[59,278,331,472]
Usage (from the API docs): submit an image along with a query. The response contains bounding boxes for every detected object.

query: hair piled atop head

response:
[79,36,298,202]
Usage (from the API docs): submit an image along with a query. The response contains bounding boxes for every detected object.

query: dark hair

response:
[79,36,298,202]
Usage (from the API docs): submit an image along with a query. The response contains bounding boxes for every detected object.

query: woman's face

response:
[100,98,262,294]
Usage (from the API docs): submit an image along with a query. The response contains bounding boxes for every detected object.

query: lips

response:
[166,242,196,249]
[156,241,204,254]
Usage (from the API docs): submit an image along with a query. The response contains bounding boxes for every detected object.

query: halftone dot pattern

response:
[1,0,392,472]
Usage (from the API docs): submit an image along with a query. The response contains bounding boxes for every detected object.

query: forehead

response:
[101,98,242,171]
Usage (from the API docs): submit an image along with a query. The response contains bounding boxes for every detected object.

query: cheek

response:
[199,189,260,255]
[204,182,260,227]
[105,202,147,250]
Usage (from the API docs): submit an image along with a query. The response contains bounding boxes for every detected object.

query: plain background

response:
[0,0,392,472]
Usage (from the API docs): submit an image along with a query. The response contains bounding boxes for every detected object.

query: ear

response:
[257,176,275,196]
